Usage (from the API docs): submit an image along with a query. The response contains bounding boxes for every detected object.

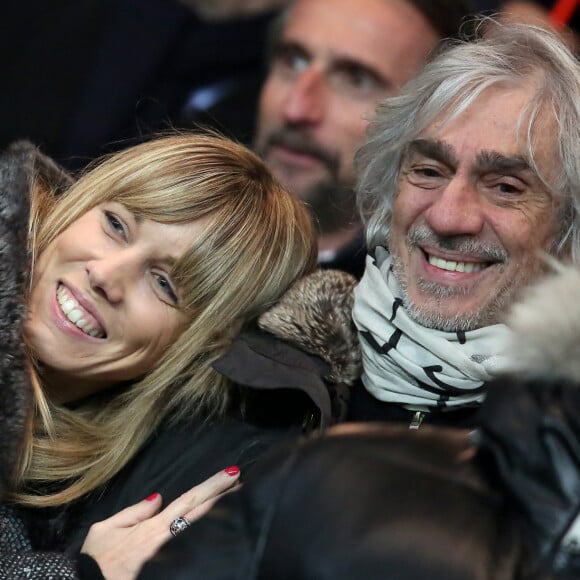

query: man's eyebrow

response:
[405,139,459,167]
[332,57,393,91]
[271,39,308,60]
[474,150,533,174]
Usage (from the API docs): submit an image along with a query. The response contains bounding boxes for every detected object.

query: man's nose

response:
[424,177,485,237]
[86,252,137,304]
[281,67,328,125]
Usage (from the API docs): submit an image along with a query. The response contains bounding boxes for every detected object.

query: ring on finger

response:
[169,516,191,537]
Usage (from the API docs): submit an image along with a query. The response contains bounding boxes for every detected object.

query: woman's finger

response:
[96,492,163,529]
[182,482,241,522]
[162,466,241,524]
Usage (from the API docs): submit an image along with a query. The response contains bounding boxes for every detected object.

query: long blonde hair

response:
[14,133,317,507]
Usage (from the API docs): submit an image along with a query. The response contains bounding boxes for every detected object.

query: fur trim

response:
[506,262,580,381]
[0,144,34,495]
[0,141,72,496]
[258,269,361,385]
[7,140,74,195]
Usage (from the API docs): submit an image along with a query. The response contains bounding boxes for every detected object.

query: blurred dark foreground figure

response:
[144,264,580,579]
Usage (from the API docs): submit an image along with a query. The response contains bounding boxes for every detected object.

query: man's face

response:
[388,83,564,332]
[255,0,439,215]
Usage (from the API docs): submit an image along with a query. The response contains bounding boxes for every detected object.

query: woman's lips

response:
[56,283,106,338]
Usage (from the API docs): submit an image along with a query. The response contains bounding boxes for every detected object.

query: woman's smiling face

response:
[24,203,204,402]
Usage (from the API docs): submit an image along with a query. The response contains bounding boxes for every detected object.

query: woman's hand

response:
[81,466,241,580]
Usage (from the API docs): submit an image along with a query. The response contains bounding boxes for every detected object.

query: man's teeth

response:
[57,286,105,338]
[428,255,486,273]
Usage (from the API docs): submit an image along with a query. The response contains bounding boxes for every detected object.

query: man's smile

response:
[425,253,489,274]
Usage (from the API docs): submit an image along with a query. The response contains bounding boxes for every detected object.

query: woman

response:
[0,133,319,578]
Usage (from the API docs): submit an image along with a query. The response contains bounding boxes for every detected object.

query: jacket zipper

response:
[409,411,425,430]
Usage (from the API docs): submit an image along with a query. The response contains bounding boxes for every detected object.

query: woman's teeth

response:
[57,285,105,338]
[428,255,487,273]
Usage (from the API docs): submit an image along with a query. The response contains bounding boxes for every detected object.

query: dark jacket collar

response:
[213,269,362,428]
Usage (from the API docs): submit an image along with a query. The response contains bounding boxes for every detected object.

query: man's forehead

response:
[282,0,440,87]
[410,85,559,174]
[281,1,388,60]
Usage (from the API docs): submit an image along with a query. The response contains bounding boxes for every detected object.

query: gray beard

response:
[388,226,514,332]
[391,259,513,332]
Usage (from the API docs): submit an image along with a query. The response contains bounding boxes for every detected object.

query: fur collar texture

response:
[214,268,361,426]
[0,141,73,497]
[505,262,580,381]
[258,268,361,386]
[477,264,580,570]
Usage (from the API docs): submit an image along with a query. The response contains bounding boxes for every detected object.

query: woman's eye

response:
[153,273,178,304]
[105,211,127,239]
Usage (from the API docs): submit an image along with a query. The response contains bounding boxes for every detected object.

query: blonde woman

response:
[0,133,317,578]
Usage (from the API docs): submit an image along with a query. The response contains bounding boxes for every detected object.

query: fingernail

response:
[145,493,159,501]
[225,466,240,476]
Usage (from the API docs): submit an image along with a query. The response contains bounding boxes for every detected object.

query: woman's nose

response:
[86,253,136,303]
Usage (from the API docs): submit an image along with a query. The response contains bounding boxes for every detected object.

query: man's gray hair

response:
[356,21,580,262]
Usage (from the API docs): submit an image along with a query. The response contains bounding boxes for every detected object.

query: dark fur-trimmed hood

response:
[504,262,580,381]
[214,269,361,427]
[258,269,360,386]
[0,141,73,497]
[477,263,580,573]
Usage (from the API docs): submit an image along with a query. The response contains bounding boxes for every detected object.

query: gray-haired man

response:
[350,20,578,427]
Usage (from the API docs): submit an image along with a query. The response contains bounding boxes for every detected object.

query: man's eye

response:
[405,166,446,189]
[273,46,309,74]
[153,273,178,304]
[416,167,442,178]
[334,66,383,93]
[105,211,127,239]
[495,181,524,195]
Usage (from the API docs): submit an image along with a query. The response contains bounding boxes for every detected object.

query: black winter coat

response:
[0,142,362,579]
[142,263,580,580]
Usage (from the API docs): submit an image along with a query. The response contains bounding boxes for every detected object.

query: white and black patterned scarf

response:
[352,247,512,410]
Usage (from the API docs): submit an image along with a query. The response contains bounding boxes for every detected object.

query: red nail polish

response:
[145,493,159,501]
[225,466,240,476]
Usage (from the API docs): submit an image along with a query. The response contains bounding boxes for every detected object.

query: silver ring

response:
[169,516,191,537]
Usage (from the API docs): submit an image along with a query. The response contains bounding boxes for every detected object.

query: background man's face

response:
[255,0,439,209]
[388,83,563,332]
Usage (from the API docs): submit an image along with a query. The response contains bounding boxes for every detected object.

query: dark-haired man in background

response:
[254,0,474,277]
